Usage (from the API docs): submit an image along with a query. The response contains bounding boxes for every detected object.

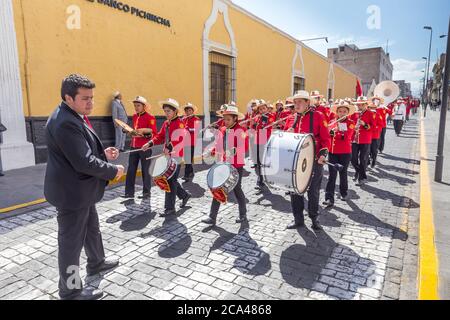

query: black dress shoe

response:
[72,288,104,301]
[353,172,359,182]
[160,209,176,217]
[311,220,323,231]
[286,221,305,230]
[235,216,248,224]
[121,194,134,199]
[340,194,348,201]
[87,259,119,276]
[201,217,216,226]
[0,172,4,177]
[322,200,334,208]
[138,193,150,199]
[180,194,191,208]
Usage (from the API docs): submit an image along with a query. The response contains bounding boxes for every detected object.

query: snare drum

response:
[150,156,178,192]
[262,132,315,195]
[207,163,239,203]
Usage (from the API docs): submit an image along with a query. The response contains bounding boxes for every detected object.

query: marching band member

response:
[274,100,292,129]
[182,103,201,182]
[350,96,375,186]
[202,105,249,226]
[375,97,392,154]
[323,100,355,207]
[367,99,384,169]
[310,90,324,112]
[142,99,191,216]
[283,90,331,231]
[253,100,275,191]
[123,96,157,199]
[393,98,407,136]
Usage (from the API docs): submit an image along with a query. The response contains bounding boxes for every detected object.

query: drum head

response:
[150,156,169,177]
[207,164,231,189]
[294,135,315,194]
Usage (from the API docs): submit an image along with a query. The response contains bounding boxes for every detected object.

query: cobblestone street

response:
[0,119,420,300]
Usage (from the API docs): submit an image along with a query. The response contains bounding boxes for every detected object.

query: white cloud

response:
[392,59,428,96]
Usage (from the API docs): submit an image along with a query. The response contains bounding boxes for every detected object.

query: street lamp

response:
[435,18,450,182]
[424,26,433,105]
[300,37,329,43]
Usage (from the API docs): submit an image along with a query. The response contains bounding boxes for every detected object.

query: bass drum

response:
[262,132,315,195]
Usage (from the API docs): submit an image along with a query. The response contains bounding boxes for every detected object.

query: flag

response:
[356,80,363,97]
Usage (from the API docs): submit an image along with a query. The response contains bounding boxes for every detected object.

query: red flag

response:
[356,80,363,97]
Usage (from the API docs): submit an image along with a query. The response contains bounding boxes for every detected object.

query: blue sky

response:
[232,0,450,95]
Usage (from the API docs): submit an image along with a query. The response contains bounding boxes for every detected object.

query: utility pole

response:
[435,18,450,182]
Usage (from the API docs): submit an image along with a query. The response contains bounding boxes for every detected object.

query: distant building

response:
[328,44,393,95]
[430,53,449,108]
[394,80,412,98]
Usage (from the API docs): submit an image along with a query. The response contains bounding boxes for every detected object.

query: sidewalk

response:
[0,116,421,300]
[0,147,163,216]
[421,109,450,299]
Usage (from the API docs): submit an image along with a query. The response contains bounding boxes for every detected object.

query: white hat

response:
[332,99,356,115]
[291,90,310,101]
[256,99,269,108]
[132,96,148,105]
[183,102,198,113]
[159,98,180,111]
[221,104,245,120]
[310,90,324,99]
[354,96,369,105]
[113,91,121,98]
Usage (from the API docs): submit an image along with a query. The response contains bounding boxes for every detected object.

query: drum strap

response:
[165,122,170,149]
[292,113,300,130]
[309,111,314,134]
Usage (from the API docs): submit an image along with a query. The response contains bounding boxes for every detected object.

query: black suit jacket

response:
[44,102,118,210]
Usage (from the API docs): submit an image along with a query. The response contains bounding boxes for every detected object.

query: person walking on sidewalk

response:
[182,103,201,182]
[111,91,128,152]
[122,96,157,200]
[142,99,192,216]
[350,96,374,186]
[283,90,331,231]
[202,105,249,226]
[323,100,355,207]
[45,74,124,300]
[393,98,407,136]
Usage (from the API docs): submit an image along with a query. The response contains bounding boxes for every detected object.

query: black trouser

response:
[210,167,247,220]
[378,128,387,152]
[393,120,404,135]
[351,143,370,181]
[125,148,152,196]
[165,166,189,210]
[325,153,351,202]
[184,146,195,178]
[255,143,265,186]
[368,139,380,165]
[290,164,324,224]
[57,206,105,299]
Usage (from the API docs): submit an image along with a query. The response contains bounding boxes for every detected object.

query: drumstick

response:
[121,146,157,154]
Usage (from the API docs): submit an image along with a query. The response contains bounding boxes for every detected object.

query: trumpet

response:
[263,115,291,129]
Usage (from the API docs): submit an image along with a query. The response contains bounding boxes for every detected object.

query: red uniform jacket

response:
[283,110,331,158]
[151,116,186,158]
[131,112,158,149]
[211,123,249,168]
[315,105,332,123]
[330,118,355,155]
[182,115,201,146]
[369,110,383,140]
[254,112,276,145]
[350,110,375,145]
[378,107,392,129]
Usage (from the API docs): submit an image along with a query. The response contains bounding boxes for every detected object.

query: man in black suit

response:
[45,74,125,300]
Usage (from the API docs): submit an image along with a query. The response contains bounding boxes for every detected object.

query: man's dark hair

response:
[61,74,96,101]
